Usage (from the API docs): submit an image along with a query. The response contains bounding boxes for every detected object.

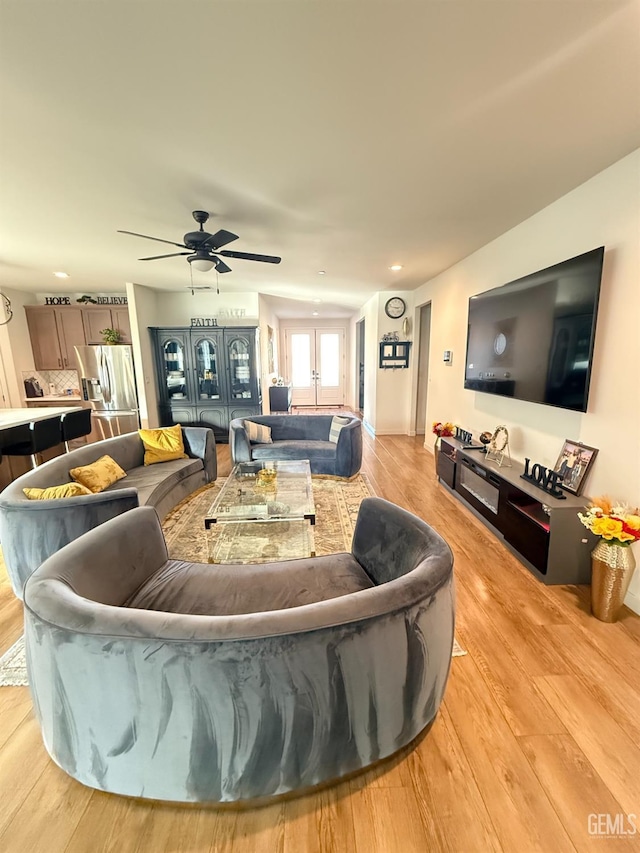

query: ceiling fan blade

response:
[139,252,192,261]
[214,258,232,274]
[117,230,188,249]
[217,250,281,264]
[202,229,239,250]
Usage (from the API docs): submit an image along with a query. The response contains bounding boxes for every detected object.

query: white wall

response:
[411,149,640,611]
[0,287,38,407]
[359,291,414,435]
[126,282,159,428]
[153,291,259,327]
[258,295,280,413]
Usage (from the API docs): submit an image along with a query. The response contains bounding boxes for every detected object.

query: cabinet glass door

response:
[194,336,222,400]
[163,339,188,400]
[226,335,253,401]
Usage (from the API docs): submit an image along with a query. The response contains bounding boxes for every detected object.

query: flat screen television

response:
[464,247,604,412]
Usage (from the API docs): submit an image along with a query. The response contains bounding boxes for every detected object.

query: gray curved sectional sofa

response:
[0,427,216,599]
[229,413,362,478]
[24,497,455,803]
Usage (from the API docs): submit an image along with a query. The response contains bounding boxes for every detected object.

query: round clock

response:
[384,297,406,319]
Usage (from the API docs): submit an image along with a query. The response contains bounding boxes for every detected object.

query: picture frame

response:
[553,439,598,496]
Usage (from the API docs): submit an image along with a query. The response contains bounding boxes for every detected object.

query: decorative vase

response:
[433,436,440,477]
[590,540,637,622]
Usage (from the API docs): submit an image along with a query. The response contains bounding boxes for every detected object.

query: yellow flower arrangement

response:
[578,497,640,546]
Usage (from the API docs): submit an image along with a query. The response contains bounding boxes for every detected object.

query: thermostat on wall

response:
[443,350,453,364]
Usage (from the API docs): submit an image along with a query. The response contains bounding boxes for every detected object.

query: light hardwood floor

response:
[1,433,639,852]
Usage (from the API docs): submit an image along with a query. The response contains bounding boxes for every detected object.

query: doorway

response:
[415,303,432,434]
[356,318,365,413]
[284,328,345,407]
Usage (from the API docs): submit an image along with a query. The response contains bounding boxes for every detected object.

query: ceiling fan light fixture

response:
[189,256,216,272]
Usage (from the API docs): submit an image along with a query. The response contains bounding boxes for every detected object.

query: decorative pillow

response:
[23,483,93,500]
[69,455,127,493]
[138,424,188,465]
[244,420,273,444]
[329,415,351,444]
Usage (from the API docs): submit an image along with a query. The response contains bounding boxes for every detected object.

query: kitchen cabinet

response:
[83,307,131,345]
[25,305,133,373]
[151,326,261,442]
[25,306,86,371]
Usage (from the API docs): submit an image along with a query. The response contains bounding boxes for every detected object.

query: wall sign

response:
[190,317,219,327]
[455,426,473,444]
[43,294,128,306]
[521,458,565,499]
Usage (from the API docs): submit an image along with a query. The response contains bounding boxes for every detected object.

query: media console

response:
[437,436,595,584]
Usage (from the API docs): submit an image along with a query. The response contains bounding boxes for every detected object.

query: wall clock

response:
[385,297,406,319]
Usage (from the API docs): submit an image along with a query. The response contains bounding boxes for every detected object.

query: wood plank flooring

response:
[1,431,639,852]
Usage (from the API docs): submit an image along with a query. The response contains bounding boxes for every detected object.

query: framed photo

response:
[553,439,598,496]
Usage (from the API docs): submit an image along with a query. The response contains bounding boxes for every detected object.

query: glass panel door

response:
[316,330,344,405]
[163,339,187,400]
[227,335,253,401]
[194,336,221,400]
[287,330,316,406]
[285,328,345,406]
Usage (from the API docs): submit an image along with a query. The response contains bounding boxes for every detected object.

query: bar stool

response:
[60,408,93,453]
[1,417,63,468]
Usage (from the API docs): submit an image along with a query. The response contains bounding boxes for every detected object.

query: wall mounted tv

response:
[464,247,604,413]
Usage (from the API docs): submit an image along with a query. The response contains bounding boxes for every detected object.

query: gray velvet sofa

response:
[0,427,216,599]
[229,413,362,477]
[24,497,455,803]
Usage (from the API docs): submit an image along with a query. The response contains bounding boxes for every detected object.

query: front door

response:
[285,328,345,407]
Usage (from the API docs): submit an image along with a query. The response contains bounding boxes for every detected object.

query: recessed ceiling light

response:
[53,271,70,278]
[318,270,326,275]
[312,299,321,303]
[389,264,403,271]
[312,311,319,316]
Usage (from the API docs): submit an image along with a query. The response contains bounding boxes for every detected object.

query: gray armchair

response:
[24,497,455,803]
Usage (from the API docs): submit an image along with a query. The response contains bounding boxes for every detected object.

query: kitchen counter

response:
[23,395,83,403]
[0,406,83,430]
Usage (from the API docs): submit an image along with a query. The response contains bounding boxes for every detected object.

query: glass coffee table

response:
[204,460,316,563]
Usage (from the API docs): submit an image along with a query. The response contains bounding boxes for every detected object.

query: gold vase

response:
[590,540,637,622]
[434,436,440,477]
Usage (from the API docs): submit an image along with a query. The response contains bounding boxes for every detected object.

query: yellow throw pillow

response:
[138,424,188,466]
[69,455,127,493]
[23,482,93,500]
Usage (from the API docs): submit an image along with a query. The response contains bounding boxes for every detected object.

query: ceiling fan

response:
[118,210,281,274]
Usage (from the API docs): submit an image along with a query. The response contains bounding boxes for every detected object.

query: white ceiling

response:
[1,1,639,318]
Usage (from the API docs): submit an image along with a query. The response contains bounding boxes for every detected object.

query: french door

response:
[284,328,345,406]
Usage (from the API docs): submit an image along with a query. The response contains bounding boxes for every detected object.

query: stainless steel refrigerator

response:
[74,345,140,438]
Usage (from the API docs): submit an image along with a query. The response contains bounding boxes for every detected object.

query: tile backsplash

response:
[23,369,80,397]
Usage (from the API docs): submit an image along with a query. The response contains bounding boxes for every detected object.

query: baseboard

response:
[625,588,640,616]
[363,420,376,438]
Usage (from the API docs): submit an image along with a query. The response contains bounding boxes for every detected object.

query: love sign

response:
[521,458,565,499]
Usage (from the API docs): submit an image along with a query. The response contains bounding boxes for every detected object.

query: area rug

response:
[0,635,28,687]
